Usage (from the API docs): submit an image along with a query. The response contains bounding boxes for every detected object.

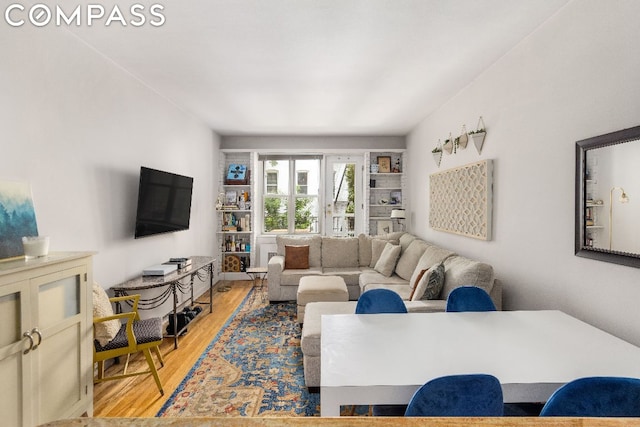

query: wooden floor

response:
[93,280,253,418]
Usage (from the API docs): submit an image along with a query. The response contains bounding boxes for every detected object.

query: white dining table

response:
[320,310,640,416]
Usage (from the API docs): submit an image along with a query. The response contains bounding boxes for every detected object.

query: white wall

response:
[0,25,220,314]
[406,0,640,345]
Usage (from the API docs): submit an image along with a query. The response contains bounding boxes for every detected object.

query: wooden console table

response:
[111,256,215,349]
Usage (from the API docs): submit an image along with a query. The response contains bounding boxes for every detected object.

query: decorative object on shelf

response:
[390,190,402,205]
[225,166,250,185]
[432,141,443,167]
[0,180,39,259]
[377,219,393,235]
[443,133,454,155]
[223,254,241,272]
[370,163,379,173]
[609,186,630,250]
[392,157,402,173]
[390,208,406,231]
[458,124,468,149]
[224,190,238,208]
[227,164,247,180]
[370,179,376,188]
[469,116,487,154]
[377,156,391,173]
[215,192,225,210]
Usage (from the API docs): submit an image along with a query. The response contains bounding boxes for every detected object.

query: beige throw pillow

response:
[92,283,121,346]
[369,239,387,268]
[374,242,402,277]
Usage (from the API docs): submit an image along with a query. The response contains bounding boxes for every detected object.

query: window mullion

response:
[289,159,296,233]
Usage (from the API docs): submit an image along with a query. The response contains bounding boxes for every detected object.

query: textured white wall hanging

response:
[429,159,493,240]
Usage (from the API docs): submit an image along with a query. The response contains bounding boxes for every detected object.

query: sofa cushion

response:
[277,235,322,267]
[395,239,431,282]
[441,256,495,299]
[322,267,363,286]
[411,263,445,301]
[374,243,401,277]
[358,234,373,267]
[360,283,413,300]
[285,245,309,269]
[322,237,359,268]
[280,268,323,286]
[360,269,408,285]
[399,232,417,252]
[301,301,358,356]
[409,245,456,289]
[381,231,405,241]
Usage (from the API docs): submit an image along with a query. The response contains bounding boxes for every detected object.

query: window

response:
[260,155,320,234]
[266,171,278,194]
[297,171,308,194]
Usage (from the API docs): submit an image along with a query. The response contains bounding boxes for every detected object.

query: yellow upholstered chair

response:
[92,290,165,395]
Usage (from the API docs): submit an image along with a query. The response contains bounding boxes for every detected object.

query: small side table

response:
[246,267,268,300]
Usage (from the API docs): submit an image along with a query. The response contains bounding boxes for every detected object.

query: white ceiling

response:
[69,0,570,136]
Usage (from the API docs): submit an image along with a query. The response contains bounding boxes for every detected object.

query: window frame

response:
[260,155,321,235]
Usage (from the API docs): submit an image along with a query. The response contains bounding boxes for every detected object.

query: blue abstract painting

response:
[0,181,38,259]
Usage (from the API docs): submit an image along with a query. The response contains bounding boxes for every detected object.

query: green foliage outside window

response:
[345,164,355,214]
[264,196,313,232]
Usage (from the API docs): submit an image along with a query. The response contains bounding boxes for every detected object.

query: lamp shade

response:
[390,209,406,219]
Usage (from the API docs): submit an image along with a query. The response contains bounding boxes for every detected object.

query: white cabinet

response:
[0,252,93,427]
[218,152,254,278]
[366,151,406,235]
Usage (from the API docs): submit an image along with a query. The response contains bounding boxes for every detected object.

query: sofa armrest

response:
[268,255,284,272]
[267,255,285,301]
[490,278,503,311]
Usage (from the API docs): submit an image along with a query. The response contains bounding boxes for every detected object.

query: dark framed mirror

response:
[575,125,640,268]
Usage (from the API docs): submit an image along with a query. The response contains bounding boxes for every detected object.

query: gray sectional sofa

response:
[267,231,501,310]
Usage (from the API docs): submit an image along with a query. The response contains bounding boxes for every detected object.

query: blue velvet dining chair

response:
[354,288,407,416]
[539,376,640,417]
[405,374,504,417]
[445,286,496,312]
[355,288,407,314]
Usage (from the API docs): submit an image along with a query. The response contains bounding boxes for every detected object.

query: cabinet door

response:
[0,281,32,427]
[30,265,88,425]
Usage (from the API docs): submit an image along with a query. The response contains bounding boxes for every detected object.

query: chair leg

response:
[97,361,105,380]
[123,354,131,375]
[142,348,164,396]
[152,345,165,368]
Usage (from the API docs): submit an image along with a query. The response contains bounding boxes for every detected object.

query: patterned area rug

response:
[157,289,321,417]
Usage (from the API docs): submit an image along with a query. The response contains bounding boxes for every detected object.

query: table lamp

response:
[391,208,406,231]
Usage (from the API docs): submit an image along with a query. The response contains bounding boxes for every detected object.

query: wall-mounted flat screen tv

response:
[134,167,194,238]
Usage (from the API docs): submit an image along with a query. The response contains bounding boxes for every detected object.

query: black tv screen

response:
[134,167,194,238]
